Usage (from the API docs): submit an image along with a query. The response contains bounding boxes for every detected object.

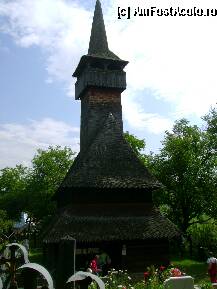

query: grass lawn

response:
[29,247,43,265]
[172,257,209,284]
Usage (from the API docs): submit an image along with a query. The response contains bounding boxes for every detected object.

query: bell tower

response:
[44,2,180,283]
[73,0,128,153]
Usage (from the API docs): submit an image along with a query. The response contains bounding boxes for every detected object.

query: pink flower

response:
[170,268,182,277]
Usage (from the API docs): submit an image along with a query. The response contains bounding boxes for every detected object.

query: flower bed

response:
[89,265,213,289]
[89,266,180,289]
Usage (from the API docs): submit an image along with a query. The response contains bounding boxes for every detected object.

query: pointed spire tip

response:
[88,0,108,56]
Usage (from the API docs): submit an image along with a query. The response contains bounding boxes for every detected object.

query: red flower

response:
[159,266,166,271]
[170,268,182,277]
[144,271,149,280]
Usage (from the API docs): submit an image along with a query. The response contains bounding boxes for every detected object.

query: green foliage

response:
[172,258,208,283]
[142,266,167,289]
[202,107,217,197]
[0,165,29,221]
[124,131,151,165]
[124,131,146,156]
[31,145,75,192]
[203,107,217,138]
[0,209,12,234]
[89,268,166,289]
[0,146,75,234]
[123,107,217,240]
[149,117,217,233]
[29,248,43,265]
[104,269,134,289]
[199,281,213,289]
[25,145,75,223]
[187,217,217,252]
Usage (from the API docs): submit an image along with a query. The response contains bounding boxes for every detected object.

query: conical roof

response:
[88,0,120,60]
[88,0,108,55]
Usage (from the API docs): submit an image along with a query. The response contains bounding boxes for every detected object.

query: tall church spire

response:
[88,0,109,56]
[73,0,128,101]
[88,0,119,60]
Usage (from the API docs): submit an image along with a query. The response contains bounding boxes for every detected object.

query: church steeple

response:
[88,0,119,60]
[73,0,128,153]
[88,0,109,56]
[73,0,128,100]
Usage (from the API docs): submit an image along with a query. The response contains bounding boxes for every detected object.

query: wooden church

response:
[43,0,179,287]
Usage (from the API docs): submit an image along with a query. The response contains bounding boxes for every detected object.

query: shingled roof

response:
[88,0,119,60]
[43,203,180,243]
[73,0,127,78]
[57,113,160,191]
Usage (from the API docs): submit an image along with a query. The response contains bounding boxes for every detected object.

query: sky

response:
[0,0,217,169]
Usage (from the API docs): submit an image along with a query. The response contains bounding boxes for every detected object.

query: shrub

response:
[89,265,181,289]
[199,281,213,289]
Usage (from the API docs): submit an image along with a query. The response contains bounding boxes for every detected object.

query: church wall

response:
[44,238,170,285]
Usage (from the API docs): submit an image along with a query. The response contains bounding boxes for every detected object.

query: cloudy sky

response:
[0,0,217,169]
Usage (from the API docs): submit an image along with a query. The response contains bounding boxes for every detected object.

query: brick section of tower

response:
[80,87,123,153]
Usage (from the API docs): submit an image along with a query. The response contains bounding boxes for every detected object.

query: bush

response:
[199,281,213,289]
[89,266,182,289]
[187,218,217,257]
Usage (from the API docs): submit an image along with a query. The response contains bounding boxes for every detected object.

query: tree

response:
[149,118,217,234]
[0,165,29,221]
[25,146,75,224]
[124,131,146,156]
[187,217,217,254]
[0,210,13,236]
[203,107,217,138]
[0,146,75,235]
[124,131,151,166]
[202,107,217,176]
